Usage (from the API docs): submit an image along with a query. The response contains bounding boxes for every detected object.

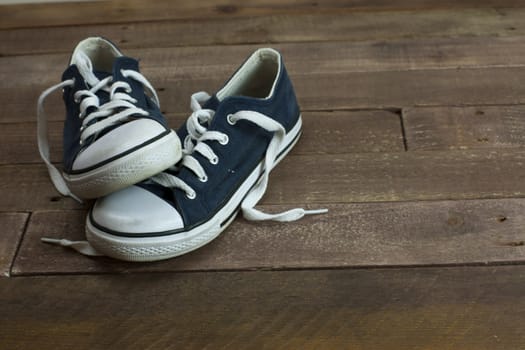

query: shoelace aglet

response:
[69,192,83,204]
[304,208,328,215]
[41,237,65,245]
[41,237,103,256]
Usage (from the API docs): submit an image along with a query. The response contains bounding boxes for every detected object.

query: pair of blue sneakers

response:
[38,37,325,262]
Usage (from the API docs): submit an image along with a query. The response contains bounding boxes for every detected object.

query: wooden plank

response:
[1,0,524,30]
[403,105,525,151]
[0,120,65,166]
[299,110,404,154]
[4,147,525,211]
[0,164,86,211]
[0,213,29,277]
[0,110,403,165]
[289,67,525,112]
[2,266,525,349]
[12,199,525,275]
[266,149,525,203]
[1,8,525,56]
[6,36,525,90]
[7,62,525,124]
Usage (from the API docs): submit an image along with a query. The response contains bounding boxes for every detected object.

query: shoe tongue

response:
[93,69,111,80]
[111,56,140,81]
[203,94,220,111]
[72,51,100,87]
[73,52,139,86]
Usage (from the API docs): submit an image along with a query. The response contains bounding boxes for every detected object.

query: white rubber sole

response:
[65,130,181,199]
[85,116,303,262]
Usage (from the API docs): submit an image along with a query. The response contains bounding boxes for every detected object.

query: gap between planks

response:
[0,212,30,277]
[403,105,525,151]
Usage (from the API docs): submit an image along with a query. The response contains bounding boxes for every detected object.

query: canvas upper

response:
[61,55,169,173]
[37,37,181,199]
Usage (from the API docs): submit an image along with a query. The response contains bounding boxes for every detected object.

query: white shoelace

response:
[37,51,160,202]
[152,92,327,222]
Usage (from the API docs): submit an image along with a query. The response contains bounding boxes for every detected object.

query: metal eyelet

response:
[199,175,208,183]
[227,114,237,125]
[210,157,219,165]
[219,135,229,145]
[186,191,196,200]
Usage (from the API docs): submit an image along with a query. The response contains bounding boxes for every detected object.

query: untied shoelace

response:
[151,91,328,222]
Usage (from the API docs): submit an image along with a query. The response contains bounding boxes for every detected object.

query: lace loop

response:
[151,92,226,198]
[151,92,327,222]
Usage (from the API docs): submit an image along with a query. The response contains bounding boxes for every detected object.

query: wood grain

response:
[0,213,29,277]
[2,266,525,349]
[1,8,524,56]
[3,7,525,59]
[268,149,525,204]
[2,0,524,30]
[4,147,525,211]
[12,199,525,275]
[6,35,525,124]
[0,164,86,211]
[404,105,525,151]
[0,110,403,165]
[7,36,525,89]
[8,66,525,124]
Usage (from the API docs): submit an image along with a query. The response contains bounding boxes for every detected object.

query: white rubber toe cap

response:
[73,118,167,171]
[91,185,184,234]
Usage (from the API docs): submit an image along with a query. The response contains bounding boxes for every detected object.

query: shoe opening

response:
[71,37,122,73]
[217,48,281,100]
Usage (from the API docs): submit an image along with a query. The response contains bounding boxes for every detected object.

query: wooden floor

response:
[1,1,525,348]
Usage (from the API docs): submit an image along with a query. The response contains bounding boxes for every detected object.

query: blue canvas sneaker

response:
[43,48,326,260]
[37,37,181,199]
